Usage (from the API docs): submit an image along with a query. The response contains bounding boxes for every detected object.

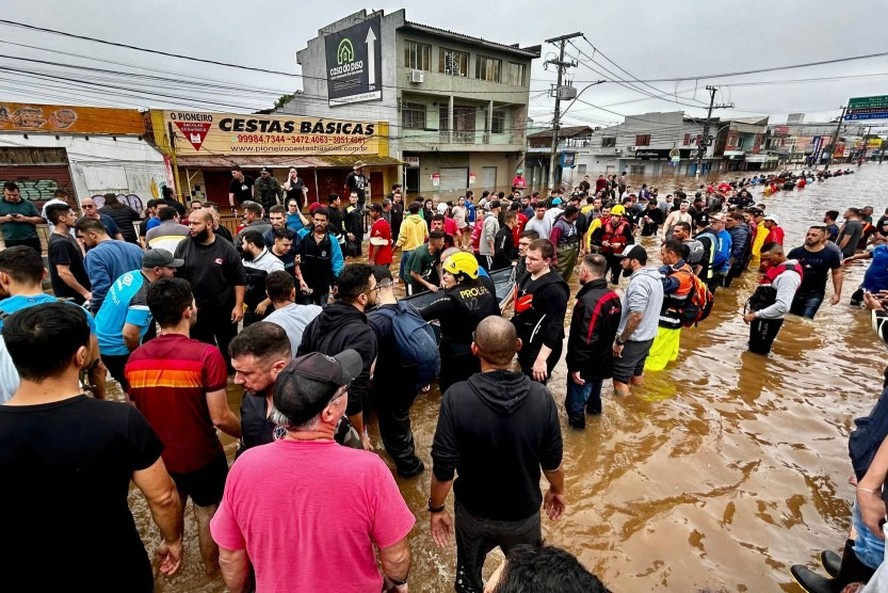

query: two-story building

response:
[277,9,540,199]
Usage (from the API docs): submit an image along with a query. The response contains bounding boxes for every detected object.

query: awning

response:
[175,154,404,169]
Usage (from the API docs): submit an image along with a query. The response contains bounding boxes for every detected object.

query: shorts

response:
[101,353,130,393]
[168,454,228,507]
[612,338,654,383]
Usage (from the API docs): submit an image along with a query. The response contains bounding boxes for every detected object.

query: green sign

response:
[849,95,888,110]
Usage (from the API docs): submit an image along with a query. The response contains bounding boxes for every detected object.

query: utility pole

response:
[695,85,733,178]
[544,32,581,191]
[824,105,847,170]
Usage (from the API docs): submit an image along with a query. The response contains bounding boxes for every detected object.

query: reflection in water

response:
[124,166,888,592]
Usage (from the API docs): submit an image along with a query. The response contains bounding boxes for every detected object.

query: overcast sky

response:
[2,0,887,131]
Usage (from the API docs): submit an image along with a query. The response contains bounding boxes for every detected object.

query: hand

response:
[612,342,624,358]
[543,488,566,521]
[570,371,585,386]
[156,537,183,576]
[361,432,372,451]
[531,358,548,382]
[231,305,244,324]
[743,312,757,324]
[428,284,439,293]
[863,290,886,311]
[255,301,269,316]
[82,291,92,302]
[856,487,887,540]
[430,511,454,548]
[830,293,841,306]
[347,232,355,241]
[383,576,409,593]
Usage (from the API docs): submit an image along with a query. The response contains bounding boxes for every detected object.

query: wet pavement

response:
[123,163,888,592]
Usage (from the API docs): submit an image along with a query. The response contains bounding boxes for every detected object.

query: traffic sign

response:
[845,111,888,121]
[849,95,888,110]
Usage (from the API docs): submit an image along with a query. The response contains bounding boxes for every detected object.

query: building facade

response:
[277,9,540,199]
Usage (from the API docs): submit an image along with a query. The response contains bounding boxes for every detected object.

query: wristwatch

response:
[388,576,408,587]
[615,336,626,345]
[428,498,445,513]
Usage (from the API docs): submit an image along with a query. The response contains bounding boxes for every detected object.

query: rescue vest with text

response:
[659,263,695,330]
[599,218,631,255]
[747,261,804,312]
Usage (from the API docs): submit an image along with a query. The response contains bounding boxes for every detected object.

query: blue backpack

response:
[376,301,440,390]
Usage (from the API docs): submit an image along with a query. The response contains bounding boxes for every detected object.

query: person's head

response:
[845,207,861,220]
[3,181,21,204]
[270,349,361,431]
[518,230,539,257]
[534,201,548,219]
[864,206,874,217]
[79,197,99,218]
[824,210,839,224]
[760,241,785,265]
[243,201,263,222]
[259,167,272,181]
[157,205,179,223]
[679,200,690,212]
[346,191,357,206]
[472,316,520,370]
[428,230,445,254]
[661,238,684,265]
[408,202,421,215]
[146,277,196,329]
[287,199,299,213]
[503,211,517,228]
[672,222,691,241]
[726,211,745,228]
[370,203,383,220]
[424,198,433,210]
[619,245,648,274]
[231,165,244,181]
[710,214,725,231]
[229,322,291,394]
[441,252,479,288]
[272,227,295,255]
[578,253,606,286]
[141,248,183,282]
[804,225,828,247]
[562,205,579,221]
[241,230,266,260]
[260,206,283,232]
[487,543,612,593]
[145,199,161,216]
[288,167,299,179]
[187,209,215,242]
[266,270,296,304]
[763,214,779,229]
[430,214,445,232]
[336,263,377,309]
[0,246,45,296]
[46,204,75,229]
[190,200,203,211]
[609,204,625,220]
[100,193,122,209]
[311,208,329,233]
[525,239,554,275]
[3,302,93,383]
[74,216,109,248]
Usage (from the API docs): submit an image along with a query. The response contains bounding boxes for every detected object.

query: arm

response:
[228,192,237,208]
[830,265,844,305]
[131,457,184,576]
[55,265,92,300]
[755,272,802,319]
[378,537,411,589]
[206,388,242,438]
[616,312,643,344]
[542,464,566,521]
[429,399,458,548]
[218,548,252,593]
[410,269,438,292]
[122,323,142,352]
[232,285,245,323]
[330,238,344,277]
[87,257,111,312]
[856,436,888,539]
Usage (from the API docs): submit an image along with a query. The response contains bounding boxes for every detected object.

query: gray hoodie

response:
[617,267,665,341]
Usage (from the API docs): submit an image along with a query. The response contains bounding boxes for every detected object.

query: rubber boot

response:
[820,549,840,578]
[836,539,876,587]
[790,565,842,593]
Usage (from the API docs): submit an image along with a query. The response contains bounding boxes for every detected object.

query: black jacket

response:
[512,270,569,362]
[298,301,377,417]
[420,282,500,358]
[565,279,622,379]
[431,370,562,521]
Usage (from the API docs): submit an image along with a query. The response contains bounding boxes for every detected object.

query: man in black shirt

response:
[174,209,246,371]
[389,185,404,240]
[788,226,844,319]
[228,165,254,209]
[45,203,91,305]
[344,191,364,258]
[429,316,565,593]
[345,160,369,209]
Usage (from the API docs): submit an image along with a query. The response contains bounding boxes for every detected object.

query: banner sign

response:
[0,102,145,135]
[162,111,379,156]
[324,16,383,106]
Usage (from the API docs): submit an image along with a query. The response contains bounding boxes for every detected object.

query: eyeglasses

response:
[82,205,95,209]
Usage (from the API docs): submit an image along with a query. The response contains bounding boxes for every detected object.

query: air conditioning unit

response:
[409,69,424,84]
[627,145,637,152]
[613,147,622,154]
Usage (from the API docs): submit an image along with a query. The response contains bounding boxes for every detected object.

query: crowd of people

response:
[0,160,886,592]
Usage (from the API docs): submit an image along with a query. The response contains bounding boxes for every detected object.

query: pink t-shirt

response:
[210,439,415,593]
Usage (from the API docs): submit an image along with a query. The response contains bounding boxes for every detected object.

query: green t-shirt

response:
[0,199,39,241]
[407,244,439,286]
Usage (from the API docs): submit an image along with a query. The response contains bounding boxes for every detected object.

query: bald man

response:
[429,316,565,593]
[174,209,246,371]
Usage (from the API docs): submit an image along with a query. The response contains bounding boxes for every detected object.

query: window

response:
[439,107,449,142]
[491,109,505,134]
[440,48,469,77]
[630,165,646,175]
[635,134,651,146]
[507,62,526,86]
[737,137,745,149]
[601,137,616,148]
[402,101,426,130]
[683,133,691,146]
[404,41,431,71]
[453,106,476,143]
[475,56,502,82]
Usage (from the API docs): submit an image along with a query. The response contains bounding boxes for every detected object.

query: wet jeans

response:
[565,377,604,416]
[852,501,885,570]
[789,291,825,319]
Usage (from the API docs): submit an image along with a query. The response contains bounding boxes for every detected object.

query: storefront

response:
[148,110,401,208]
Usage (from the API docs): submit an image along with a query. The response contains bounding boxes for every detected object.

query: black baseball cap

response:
[142,248,184,268]
[618,245,648,264]
[273,350,362,425]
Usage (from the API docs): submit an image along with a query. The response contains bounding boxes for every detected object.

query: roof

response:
[400,21,541,59]
[175,154,403,169]
[527,126,594,139]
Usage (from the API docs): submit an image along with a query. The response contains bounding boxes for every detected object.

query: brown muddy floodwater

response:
[122,164,888,592]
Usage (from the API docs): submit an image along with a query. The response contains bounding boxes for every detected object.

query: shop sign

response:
[162,111,379,156]
[324,16,383,106]
[431,173,440,187]
[468,172,476,185]
[0,102,145,135]
[404,156,420,168]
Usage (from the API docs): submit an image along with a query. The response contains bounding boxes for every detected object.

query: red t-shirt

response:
[210,439,416,593]
[513,211,528,245]
[368,218,393,265]
[125,334,229,474]
[765,226,784,246]
[443,216,459,237]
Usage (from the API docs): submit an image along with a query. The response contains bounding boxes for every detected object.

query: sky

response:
[2,0,888,132]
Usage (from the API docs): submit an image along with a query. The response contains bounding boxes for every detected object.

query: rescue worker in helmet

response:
[418,252,501,393]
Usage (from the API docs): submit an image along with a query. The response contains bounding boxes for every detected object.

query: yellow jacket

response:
[396,214,428,251]
[752,221,767,257]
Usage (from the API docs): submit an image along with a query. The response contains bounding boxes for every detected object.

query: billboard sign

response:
[324,16,383,106]
[162,111,379,156]
[0,102,145,135]
[849,95,888,110]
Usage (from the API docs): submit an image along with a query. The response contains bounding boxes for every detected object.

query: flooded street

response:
[130,164,888,592]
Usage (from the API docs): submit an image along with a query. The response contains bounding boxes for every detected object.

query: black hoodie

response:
[431,370,562,522]
[298,301,377,417]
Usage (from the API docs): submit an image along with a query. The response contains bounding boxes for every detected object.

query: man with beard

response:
[240,230,284,327]
[512,239,569,384]
[368,203,393,268]
[228,165,254,209]
[253,168,282,213]
[344,191,365,258]
[346,161,369,210]
[294,208,344,306]
[174,209,246,372]
[388,185,404,240]
[722,211,752,288]
[229,322,291,455]
[788,226,843,319]
[640,199,665,237]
